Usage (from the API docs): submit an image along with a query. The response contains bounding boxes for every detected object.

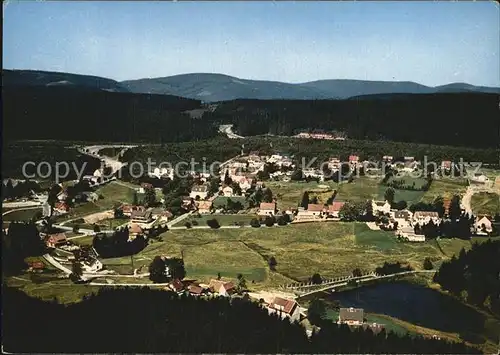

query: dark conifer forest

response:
[2,286,481,354]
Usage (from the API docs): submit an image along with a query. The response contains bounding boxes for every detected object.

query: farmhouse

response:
[338,307,364,326]
[189,184,209,200]
[81,259,103,273]
[258,202,277,216]
[296,204,325,220]
[475,216,493,233]
[327,201,345,218]
[197,201,213,214]
[130,209,153,225]
[168,279,185,294]
[54,202,70,213]
[129,223,144,236]
[328,157,341,169]
[372,200,391,215]
[441,160,452,171]
[121,204,146,217]
[187,284,205,296]
[45,233,67,248]
[382,155,393,163]
[235,177,253,192]
[413,211,440,224]
[393,210,412,227]
[208,279,236,297]
[267,297,300,322]
[348,155,360,164]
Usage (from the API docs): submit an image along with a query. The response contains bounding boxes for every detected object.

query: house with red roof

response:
[267,296,300,322]
[327,201,345,218]
[257,202,277,216]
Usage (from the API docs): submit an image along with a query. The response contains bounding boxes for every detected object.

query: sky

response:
[3,1,500,87]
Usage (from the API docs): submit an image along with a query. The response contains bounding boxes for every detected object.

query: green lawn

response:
[421,178,468,203]
[266,181,338,210]
[2,208,42,222]
[177,214,257,227]
[100,222,469,287]
[471,192,500,216]
[212,196,249,209]
[336,177,380,202]
[55,182,135,222]
[377,185,425,205]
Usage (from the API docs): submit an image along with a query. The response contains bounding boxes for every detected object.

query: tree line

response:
[212,93,499,149]
[433,240,500,317]
[2,286,481,354]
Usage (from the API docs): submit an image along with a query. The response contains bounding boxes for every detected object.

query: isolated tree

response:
[69,261,83,283]
[143,187,157,207]
[263,188,273,203]
[264,216,275,227]
[276,215,287,226]
[300,191,310,209]
[384,187,395,204]
[423,257,434,270]
[290,169,303,181]
[72,225,80,234]
[352,268,363,277]
[269,256,277,271]
[206,218,220,229]
[311,273,322,284]
[165,257,186,281]
[250,218,261,228]
[224,171,232,186]
[433,196,446,218]
[184,222,192,229]
[114,207,124,219]
[132,192,139,206]
[308,298,327,326]
[149,256,168,283]
[217,272,221,280]
[236,273,247,292]
[449,195,462,221]
[93,224,101,233]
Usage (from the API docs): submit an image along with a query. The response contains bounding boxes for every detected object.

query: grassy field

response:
[212,196,249,209]
[2,208,42,222]
[471,192,500,216]
[421,178,468,203]
[377,185,425,205]
[101,223,470,287]
[265,181,337,210]
[336,177,379,202]
[175,214,257,227]
[55,182,135,222]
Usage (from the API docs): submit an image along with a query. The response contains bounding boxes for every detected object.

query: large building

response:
[338,307,364,326]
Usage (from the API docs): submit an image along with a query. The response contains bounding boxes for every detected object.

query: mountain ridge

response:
[4,69,499,101]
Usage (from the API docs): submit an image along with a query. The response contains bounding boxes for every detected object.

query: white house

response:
[222,186,234,197]
[296,204,325,220]
[413,211,440,225]
[267,297,300,323]
[190,184,209,200]
[338,307,364,326]
[81,259,103,273]
[372,200,391,215]
[393,210,413,227]
[475,216,493,233]
[258,202,277,216]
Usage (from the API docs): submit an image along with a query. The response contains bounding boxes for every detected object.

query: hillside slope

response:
[3,69,130,93]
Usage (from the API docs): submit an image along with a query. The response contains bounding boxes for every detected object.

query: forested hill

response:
[2,86,216,143]
[3,286,480,354]
[208,93,500,149]
[3,69,130,93]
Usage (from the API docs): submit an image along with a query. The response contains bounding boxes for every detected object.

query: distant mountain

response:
[122,73,500,101]
[3,69,130,93]
[121,73,331,101]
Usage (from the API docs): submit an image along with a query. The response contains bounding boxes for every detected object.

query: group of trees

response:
[433,240,500,316]
[1,179,42,200]
[92,228,147,258]
[375,262,413,275]
[218,93,499,149]
[3,286,480,353]
[4,86,217,143]
[3,222,46,274]
[248,187,273,208]
[149,256,186,283]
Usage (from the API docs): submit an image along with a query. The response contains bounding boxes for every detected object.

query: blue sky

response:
[3,1,499,86]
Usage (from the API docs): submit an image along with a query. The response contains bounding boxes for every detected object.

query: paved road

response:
[3,201,43,208]
[218,124,244,139]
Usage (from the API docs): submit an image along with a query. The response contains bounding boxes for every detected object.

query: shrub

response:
[277,216,287,226]
[184,222,192,229]
[423,257,434,270]
[250,218,261,228]
[269,256,277,271]
[264,216,275,227]
[311,273,322,284]
[206,219,220,229]
[191,220,198,226]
